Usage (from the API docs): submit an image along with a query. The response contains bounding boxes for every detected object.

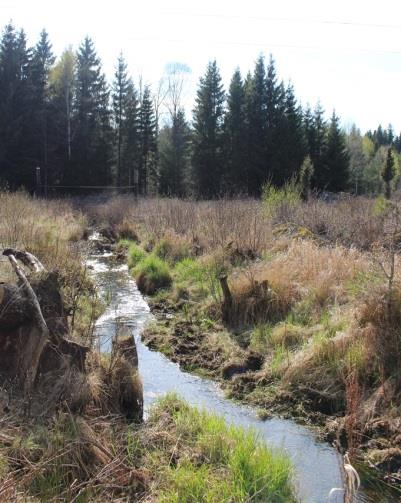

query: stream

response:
[88,249,400,503]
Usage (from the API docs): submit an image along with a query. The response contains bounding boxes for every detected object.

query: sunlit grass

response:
[150,394,295,503]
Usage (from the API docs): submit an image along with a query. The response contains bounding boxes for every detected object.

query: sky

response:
[1,0,401,132]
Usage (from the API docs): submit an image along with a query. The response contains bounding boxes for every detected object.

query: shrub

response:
[134,255,172,295]
[262,178,301,222]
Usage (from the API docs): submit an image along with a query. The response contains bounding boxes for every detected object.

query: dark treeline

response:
[0,23,399,197]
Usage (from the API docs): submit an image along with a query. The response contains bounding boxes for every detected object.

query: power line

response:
[160,11,401,30]
[126,35,401,56]
[42,185,138,190]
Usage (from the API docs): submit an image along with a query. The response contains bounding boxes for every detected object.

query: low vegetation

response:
[145,395,294,503]
[0,191,296,502]
[82,192,401,489]
[2,392,295,502]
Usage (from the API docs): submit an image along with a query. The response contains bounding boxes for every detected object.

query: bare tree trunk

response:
[66,86,71,160]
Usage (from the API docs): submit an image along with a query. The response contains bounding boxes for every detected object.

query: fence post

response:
[35,167,41,197]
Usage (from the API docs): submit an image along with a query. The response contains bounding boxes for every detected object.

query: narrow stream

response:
[88,250,399,503]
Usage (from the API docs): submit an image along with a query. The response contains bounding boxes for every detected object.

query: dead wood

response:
[0,248,89,399]
[3,248,45,273]
[219,274,232,323]
[3,252,49,394]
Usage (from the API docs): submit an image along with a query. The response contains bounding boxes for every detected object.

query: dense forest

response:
[0,22,399,197]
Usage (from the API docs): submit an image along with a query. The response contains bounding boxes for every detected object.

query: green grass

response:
[150,395,295,503]
[175,257,206,283]
[133,254,172,294]
[127,242,147,269]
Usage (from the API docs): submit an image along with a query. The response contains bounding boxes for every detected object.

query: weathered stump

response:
[0,249,88,394]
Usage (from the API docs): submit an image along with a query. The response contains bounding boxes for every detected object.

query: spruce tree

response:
[382,147,395,199]
[0,24,33,187]
[0,23,20,185]
[72,37,112,187]
[305,103,327,190]
[159,108,190,196]
[112,53,130,187]
[243,56,267,194]
[282,83,306,181]
[323,111,349,192]
[192,60,225,197]
[29,30,55,189]
[223,68,246,193]
[139,85,156,195]
[123,81,140,190]
[265,55,283,184]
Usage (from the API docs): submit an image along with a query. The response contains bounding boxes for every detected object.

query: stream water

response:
[89,250,400,503]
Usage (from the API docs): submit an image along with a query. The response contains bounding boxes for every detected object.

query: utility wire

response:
[126,35,401,56]
[158,11,401,30]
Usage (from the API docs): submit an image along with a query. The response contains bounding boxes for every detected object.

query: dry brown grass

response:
[83,195,272,257]
[227,240,369,328]
[82,194,389,255]
[357,285,401,378]
[290,196,383,250]
[152,229,193,264]
[0,191,102,342]
[0,191,87,288]
[0,411,148,502]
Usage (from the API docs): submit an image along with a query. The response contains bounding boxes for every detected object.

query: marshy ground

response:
[3,189,401,500]
[0,191,296,502]
[88,192,401,495]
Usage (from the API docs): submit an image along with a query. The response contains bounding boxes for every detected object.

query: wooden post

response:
[219,274,233,323]
[35,166,41,197]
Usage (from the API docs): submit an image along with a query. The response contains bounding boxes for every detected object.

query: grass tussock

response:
[126,241,146,268]
[153,230,192,265]
[357,285,401,378]
[0,395,295,503]
[134,254,172,295]
[145,394,295,503]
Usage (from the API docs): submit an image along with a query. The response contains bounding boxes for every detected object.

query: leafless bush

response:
[291,196,383,249]
[84,196,272,257]
[83,194,388,255]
